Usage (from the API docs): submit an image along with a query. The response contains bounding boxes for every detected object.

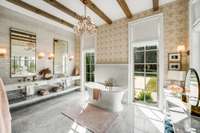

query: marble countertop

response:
[5,76,80,92]
[164,89,200,133]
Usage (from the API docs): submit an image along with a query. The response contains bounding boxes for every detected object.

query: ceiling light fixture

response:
[177,45,186,52]
[74,1,96,35]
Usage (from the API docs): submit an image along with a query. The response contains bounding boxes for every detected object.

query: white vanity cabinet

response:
[190,0,200,75]
[6,76,80,109]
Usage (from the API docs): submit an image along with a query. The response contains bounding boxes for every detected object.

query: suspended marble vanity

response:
[6,28,80,110]
[6,76,80,109]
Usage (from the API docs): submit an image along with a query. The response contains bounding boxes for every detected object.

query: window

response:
[133,42,158,104]
[85,52,95,82]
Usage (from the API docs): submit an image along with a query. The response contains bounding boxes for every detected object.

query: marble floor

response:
[11,91,164,133]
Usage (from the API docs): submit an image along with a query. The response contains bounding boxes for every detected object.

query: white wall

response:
[95,64,128,103]
[0,6,76,84]
[95,64,128,87]
[190,0,200,76]
[190,32,200,75]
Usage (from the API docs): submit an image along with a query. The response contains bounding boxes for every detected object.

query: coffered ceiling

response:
[0,0,175,32]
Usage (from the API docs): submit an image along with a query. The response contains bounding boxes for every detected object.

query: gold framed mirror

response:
[53,39,68,75]
[10,28,36,78]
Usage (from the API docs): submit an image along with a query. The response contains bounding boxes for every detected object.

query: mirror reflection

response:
[53,39,68,75]
[10,28,36,77]
[185,69,200,106]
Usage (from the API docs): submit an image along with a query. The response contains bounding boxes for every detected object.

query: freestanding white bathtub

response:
[85,82,127,112]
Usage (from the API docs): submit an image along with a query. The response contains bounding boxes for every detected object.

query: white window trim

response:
[132,41,159,103]
[128,13,164,110]
[80,33,96,93]
[84,50,95,82]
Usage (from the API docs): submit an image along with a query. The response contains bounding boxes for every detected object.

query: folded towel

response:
[93,88,101,101]
[0,78,12,133]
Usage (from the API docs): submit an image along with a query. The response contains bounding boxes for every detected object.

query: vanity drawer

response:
[7,89,26,104]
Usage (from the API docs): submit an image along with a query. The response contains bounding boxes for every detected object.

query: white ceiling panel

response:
[58,0,105,26]
[126,0,176,15]
[92,0,125,21]
[22,0,78,25]
[1,0,176,31]
[0,0,73,32]
[126,0,152,14]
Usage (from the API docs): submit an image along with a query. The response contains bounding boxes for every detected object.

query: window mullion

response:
[144,46,146,103]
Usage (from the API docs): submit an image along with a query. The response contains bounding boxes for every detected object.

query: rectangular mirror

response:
[53,39,68,75]
[10,28,36,78]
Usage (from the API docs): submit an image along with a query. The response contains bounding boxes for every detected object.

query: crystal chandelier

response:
[74,4,96,35]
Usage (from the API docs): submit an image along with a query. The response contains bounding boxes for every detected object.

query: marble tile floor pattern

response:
[11,91,164,133]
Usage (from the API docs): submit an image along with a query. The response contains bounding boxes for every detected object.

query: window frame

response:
[85,51,95,82]
[133,42,159,104]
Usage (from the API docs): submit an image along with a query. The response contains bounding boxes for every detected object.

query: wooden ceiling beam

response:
[117,0,132,19]
[152,0,159,11]
[7,0,74,28]
[80,0,112,24]
[43,0,82,20]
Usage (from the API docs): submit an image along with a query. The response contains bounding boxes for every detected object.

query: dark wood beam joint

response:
[43,0,82,20]
[117,0,132,19]
[80,0,112,24]
[153,0,159,11]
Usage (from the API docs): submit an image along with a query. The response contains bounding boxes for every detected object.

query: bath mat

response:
[62,103,118,133]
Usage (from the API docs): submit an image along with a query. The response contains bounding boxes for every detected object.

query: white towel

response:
[0,78,11,133]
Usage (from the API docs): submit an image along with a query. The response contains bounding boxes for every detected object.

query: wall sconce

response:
[0,48,7,58]
[48,53,54,60]
[177,45,190,55]
[38,52,45,59]
[177,45,186,52]
[68,55,74,61]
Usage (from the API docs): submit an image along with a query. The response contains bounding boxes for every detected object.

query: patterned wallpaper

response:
[75,0,189,81]
[96,0,188,69]
[96,18,128,64]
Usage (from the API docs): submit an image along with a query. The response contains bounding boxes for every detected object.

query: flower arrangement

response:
[105,79,113,91]
[39,68,53,80]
